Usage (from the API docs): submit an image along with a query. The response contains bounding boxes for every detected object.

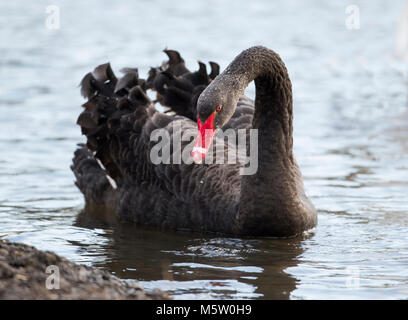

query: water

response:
[1,0,408,299]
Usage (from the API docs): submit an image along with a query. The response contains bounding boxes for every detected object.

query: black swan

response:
[72,46,317,237]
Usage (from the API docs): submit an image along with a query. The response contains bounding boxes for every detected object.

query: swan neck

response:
[229,47,302,236]
[225,46,294,155]
[223,47,293,160]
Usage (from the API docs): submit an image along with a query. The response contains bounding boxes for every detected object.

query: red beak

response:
[191,113,216,163]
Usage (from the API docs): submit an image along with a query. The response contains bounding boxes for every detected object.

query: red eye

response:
[216,105,222,112]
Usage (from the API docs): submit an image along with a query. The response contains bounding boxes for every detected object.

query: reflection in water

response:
[75,209,308,299]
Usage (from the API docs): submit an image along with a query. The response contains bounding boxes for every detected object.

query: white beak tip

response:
[190,152,204,164]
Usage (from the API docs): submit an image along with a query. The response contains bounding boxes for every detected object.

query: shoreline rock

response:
[0,240,168,300]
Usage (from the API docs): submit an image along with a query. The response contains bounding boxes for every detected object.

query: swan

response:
[72,46,317,237]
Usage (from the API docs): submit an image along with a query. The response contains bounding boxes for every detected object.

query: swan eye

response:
[216,105,222,112]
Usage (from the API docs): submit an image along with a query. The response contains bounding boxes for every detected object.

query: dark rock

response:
[0,240,168,300]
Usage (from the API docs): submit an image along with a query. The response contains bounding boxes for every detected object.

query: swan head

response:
[191,87,236,164]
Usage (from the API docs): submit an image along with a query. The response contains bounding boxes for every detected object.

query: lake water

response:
[1,0,408,299]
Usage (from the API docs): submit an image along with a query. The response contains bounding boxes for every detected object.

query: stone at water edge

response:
[0,239,168,300]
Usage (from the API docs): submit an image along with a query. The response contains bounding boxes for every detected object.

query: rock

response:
[0,240,168,300]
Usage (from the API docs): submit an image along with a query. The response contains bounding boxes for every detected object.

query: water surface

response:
[1,0,408,299]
